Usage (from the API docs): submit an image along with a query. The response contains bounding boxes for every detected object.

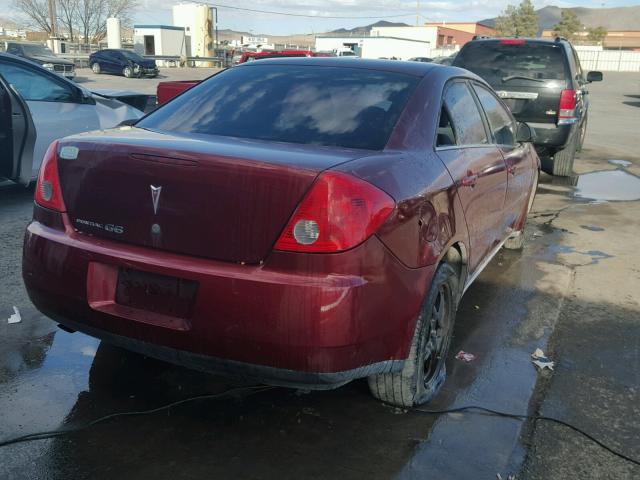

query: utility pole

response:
[47,0,57,37]
[416,0,420,26]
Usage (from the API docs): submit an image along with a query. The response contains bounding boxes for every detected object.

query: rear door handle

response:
[460,173,478,187]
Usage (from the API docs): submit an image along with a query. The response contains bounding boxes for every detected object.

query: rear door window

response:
[0,60,76,102]
[454,42,568,85]
[472,84,516,146]
[442,82,488,146]
[139,65,420,150]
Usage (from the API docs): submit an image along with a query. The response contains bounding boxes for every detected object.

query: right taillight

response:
[35,140,66,212]
[558,89,577,125]
[274,171,395,253]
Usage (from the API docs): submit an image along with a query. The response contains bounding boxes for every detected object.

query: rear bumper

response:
[529,122,576,151]
[23,215,432,388]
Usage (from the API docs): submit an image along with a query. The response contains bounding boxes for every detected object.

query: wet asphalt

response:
[0,72,639,479]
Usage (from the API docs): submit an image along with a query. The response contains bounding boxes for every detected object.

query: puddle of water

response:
[574,170,640,202]
[608,159,632,167]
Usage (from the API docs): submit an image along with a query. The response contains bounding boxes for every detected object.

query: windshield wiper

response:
[502,75,546,83]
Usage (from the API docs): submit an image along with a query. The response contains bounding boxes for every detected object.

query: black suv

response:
[453,37,602,176]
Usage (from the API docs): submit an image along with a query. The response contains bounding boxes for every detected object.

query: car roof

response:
[467,37,569,47]
[237,57,460,77]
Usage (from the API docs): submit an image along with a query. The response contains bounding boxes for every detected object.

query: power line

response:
[195,2,417,20]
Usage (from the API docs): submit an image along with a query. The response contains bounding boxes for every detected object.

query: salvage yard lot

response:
[74,66,220,95]
[0,71,639,479]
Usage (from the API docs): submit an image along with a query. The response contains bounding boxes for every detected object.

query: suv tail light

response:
[558,89,577,125]
[274,171,395,253]
[500,39,526,45]
[35,140,66,212]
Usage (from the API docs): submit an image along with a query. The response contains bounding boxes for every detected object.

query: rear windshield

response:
[22,44,54,56]
[454,42,567,84]
[138,64,420,150]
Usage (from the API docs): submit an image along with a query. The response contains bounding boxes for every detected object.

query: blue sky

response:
[133,0,640,35]
[3,1,640,35]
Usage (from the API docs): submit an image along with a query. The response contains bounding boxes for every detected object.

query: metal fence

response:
[577,49,640,72]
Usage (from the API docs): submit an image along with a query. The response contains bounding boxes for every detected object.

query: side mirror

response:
[516,122,536,143]
[586,71,603,83]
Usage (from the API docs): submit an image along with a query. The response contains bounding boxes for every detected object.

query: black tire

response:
[550,133,577,177]
[368,262,459,407]
[91,62,101,74]
[576,116,588,153]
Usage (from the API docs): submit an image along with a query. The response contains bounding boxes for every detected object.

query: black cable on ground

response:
[0,388,638,469]
[0,385,275,448]
[410,405,640,467]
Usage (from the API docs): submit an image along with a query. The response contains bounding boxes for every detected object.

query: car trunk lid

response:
[57,128,365,264]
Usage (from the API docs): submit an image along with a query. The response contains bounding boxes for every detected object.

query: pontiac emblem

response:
[150,185,162,214]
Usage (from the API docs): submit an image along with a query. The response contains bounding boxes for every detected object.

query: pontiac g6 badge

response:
[150,185,162,214]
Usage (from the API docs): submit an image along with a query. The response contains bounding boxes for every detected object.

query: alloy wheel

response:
[421,283,452,387]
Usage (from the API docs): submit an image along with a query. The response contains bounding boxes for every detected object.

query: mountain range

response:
[481,5,640,32]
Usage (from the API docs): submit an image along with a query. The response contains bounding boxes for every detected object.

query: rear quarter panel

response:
[335,68,471,270]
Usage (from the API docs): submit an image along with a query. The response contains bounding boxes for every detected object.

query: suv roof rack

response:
[554,36,568,42]
[472,35,494,40]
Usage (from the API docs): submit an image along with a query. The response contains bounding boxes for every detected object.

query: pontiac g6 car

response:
[22,59,539,407]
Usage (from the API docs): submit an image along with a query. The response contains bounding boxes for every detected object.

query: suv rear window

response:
[138,64,419,150]
[454,42,567,85]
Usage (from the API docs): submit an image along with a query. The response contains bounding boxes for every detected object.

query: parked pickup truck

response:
[157,80,200,105]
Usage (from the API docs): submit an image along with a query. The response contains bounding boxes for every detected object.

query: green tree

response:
[495,5,517,36]
[495,0,539,37]
[587,26,607,44]
[553,10,583,40]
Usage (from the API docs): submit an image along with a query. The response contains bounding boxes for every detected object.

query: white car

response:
[0,53,144,185]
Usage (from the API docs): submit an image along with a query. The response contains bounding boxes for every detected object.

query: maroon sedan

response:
[23,59,539,407]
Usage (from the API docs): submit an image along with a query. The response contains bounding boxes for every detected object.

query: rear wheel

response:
[123,66,133,78]
[548,134,577,177]
[91,62,101,74]
[368,262,458,407]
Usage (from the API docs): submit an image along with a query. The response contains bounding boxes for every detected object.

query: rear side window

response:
[454,42,567,84]
[6,44,21,55]
[472,84,516,146]
[442,82,488,146]
[138,65,420,150]
[0,61,76,102]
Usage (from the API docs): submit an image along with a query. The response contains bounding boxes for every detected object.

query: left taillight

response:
[274,171,395,253]
[558,89,577,125]
[34,140,66,212]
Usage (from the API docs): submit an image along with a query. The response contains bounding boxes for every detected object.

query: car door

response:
[570,45,589,126]
[435,80,508,273]
[0,73,36,185]
[0,57,102,179]
[107,51,125,73]
[98,51,115,73]
[471,82,532,232]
